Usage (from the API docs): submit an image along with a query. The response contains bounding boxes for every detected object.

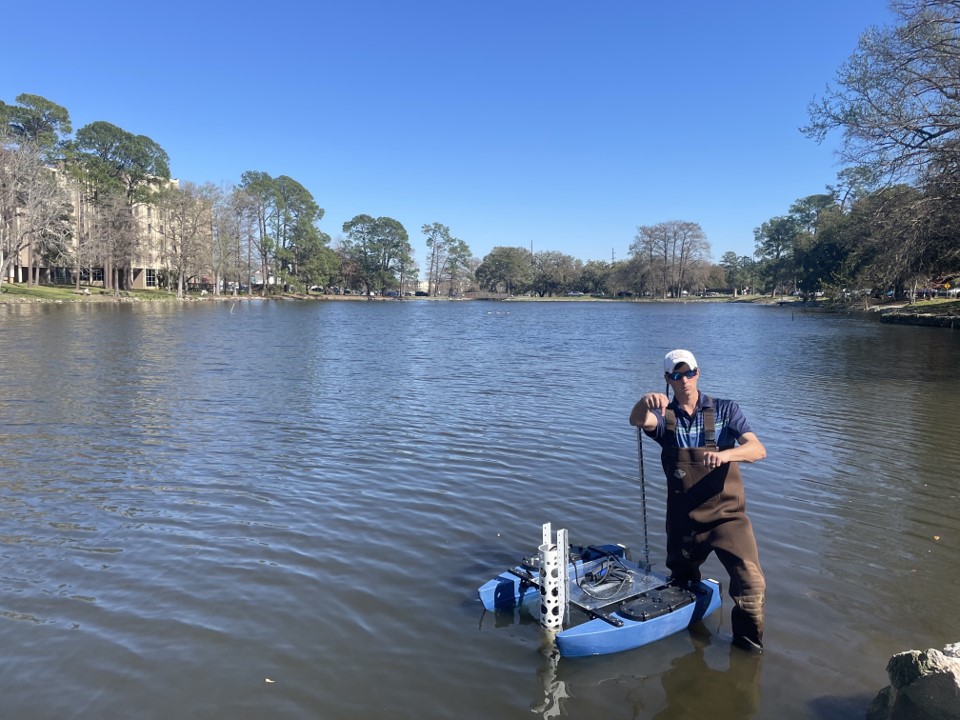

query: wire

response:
[572,552,635,600]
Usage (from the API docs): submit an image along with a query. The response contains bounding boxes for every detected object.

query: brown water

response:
[0,300,957,719]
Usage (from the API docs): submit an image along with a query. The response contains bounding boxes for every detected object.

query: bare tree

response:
[423,222,451,296]
[155,181,215,298]
[801,1,960,289]
[87,193,141,296]
[805,0,960,184]
[208,184,236,296]
[632,221,710,298]
[0,137,72,289]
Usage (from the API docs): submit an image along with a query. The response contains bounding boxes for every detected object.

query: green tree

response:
[266,175,327,291]
[423,222,451,296]
[422,222,470,296]
[531,251,582,297]
[292,225,337,293]
[68,121,170,291]
[718,253,759,295]
[1,94,72,161]
[703,263,727,290]
[719,251,740,291]
[578,259,612,295]
[341,215,412,295]
[474,246,534,295]
[239,171,277,295]
[440,237,470,296]
[754,215,800,296]
[789,193,844,296]
[610,258,644,297]
[71,121,170,203]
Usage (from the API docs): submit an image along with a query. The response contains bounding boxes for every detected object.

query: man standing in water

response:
[629,349,767,653]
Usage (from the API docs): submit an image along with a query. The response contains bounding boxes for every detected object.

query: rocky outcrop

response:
[867,643,960,720]
[880,311,960,328]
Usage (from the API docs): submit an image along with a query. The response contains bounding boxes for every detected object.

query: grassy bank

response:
[0,284,180,303]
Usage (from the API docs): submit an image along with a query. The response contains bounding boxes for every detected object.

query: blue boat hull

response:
[555,578,721,657]
[478,545,722,657]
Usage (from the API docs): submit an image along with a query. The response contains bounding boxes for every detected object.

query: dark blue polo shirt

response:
[644,393,751,449]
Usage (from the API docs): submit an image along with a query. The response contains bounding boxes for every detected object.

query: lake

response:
[0,299,958,719]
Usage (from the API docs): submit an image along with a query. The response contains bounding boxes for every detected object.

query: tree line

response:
[0,98,473,298]
[0,100,793,301]
[4,1,960,302]
[480,0,960,300]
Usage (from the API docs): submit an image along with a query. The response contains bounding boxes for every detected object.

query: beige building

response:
[3,172,180,290]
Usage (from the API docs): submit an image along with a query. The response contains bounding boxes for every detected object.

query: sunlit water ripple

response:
[0,300,958,719]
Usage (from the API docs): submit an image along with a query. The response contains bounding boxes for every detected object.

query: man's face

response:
[665,363,699,394]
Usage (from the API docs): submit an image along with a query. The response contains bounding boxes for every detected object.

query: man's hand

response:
[640,392,669,414]
[629,392,669,429]
[702,450,726,469]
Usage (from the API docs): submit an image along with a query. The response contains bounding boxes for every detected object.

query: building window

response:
[146,269,157,288]
[147,206,152,219]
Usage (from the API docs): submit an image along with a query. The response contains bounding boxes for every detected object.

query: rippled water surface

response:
[1,299,958,719]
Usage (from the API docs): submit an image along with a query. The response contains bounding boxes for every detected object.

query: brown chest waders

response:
[661,408,766,647]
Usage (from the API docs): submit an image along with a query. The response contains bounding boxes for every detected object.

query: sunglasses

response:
[666,369,698,381]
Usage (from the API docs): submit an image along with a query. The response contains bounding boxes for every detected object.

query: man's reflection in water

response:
[654,624,762,720]
[531,624,762,720]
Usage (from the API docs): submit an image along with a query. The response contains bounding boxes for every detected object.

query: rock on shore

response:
[880,311,960,328]
[867,643,960,720]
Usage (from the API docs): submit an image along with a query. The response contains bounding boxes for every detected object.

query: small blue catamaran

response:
[477,523,721,657]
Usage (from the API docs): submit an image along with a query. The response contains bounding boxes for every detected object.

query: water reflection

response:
[652,626,761,720]
[531,637,567,719]
[528,625,762,720]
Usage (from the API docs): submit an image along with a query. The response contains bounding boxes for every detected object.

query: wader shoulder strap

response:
[704,406,717,449]
[666,406,717,448]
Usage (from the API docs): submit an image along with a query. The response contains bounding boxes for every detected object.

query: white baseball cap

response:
[664,349,698,372]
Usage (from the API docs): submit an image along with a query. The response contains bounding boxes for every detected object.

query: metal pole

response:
[636,428,651,570]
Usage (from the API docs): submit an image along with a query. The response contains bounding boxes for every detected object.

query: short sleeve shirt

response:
[644,393,751,449]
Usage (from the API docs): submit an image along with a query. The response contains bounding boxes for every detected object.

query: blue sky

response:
[3,1,895,267]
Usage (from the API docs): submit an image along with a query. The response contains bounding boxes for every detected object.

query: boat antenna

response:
[636,428,651,571]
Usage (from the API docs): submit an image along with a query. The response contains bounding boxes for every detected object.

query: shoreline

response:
[2,286,958,327]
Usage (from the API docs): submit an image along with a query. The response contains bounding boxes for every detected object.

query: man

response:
[629,349,766,652]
